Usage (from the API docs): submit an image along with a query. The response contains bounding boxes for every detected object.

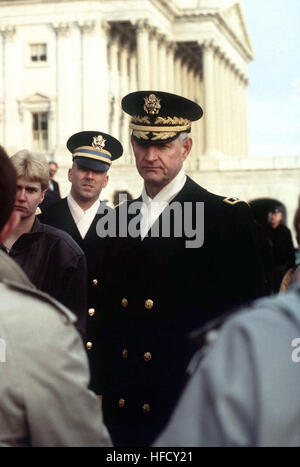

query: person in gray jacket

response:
[0,145,112,447]
[154,288,300,447]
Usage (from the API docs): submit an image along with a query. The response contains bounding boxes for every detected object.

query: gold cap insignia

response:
[144,94,161,115]
[92,135,106,151]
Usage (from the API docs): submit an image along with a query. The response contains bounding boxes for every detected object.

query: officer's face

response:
[131,136,192,197]
[15,176,46,220]
[68,162,108,204]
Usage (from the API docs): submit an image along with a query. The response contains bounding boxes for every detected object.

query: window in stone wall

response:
[30,43,47,63]
[32,112,48,151]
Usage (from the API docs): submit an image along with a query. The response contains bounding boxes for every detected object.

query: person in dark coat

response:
[1,150,87,337]
[266,205,295,292]
[97,91,266,447]
[39,131,123,388]
[39,161,61,210]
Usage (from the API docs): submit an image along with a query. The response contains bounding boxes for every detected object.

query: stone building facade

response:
[0,0,300,239]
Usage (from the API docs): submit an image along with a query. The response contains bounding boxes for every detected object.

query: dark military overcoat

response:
[98,176,265,446]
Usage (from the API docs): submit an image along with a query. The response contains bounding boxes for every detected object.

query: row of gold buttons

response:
[118,399,150,413]
[121,298,154,309]
[122,349,152,361]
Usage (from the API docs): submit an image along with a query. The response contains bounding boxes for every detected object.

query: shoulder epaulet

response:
[35,207,42,215]
[223,197,248,206]
[1,279,76,324]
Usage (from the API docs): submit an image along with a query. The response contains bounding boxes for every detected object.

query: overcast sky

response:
[242,0,300,157]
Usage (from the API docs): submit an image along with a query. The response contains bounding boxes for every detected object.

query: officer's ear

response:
[0,210,20,244]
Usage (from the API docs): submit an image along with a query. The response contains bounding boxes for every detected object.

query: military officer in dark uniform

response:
[39,131,123,391]
[98,91,265,446]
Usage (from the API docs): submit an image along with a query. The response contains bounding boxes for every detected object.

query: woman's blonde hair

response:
[10,150,49,190]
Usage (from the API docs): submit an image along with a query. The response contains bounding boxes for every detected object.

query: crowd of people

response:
[0,90,299,447]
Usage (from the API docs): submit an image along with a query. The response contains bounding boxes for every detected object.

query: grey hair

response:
[178,132,190,143]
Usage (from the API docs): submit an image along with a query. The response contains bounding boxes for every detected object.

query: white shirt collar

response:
[140,168,187,239]
[141,167,186,205]
[67,194,100,238]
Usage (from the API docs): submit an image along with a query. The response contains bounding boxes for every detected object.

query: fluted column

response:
[120,41,130,161]
[202,41,217,156]
[181,59,189,99]
[242,76,249,156]
[79,20,109,131]
[53,22,72,150]
[166,42,176,93]
[149,27,159,89]
[232,64,239,156]
[1,26,18,149]
[108,34,120,138]
[174,53,182,95]
[223,58,231,156]
[129,46,137,92]
[136,20,150,89]
[158,34,167,91]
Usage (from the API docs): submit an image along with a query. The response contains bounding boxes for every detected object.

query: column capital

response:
[52,22,72,37]
[77,20,97,35]
[149,26,159,40]
[157,33,167,45]
[136,19,150,34]
[0,25,16,41]
[166,41,177,54]
[200,39,215,51]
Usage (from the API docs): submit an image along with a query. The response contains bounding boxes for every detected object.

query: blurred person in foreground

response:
[0,145,112,447]
[0,150,87,337]
[154,284,300,447]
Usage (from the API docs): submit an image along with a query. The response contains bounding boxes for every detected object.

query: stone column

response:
[136,19,150,89]
[242,75,249,156]
[120,41,130,161]
[108,34,120,139]
[166,42,176,93]
[0,26,18,151]
[231,64,239,157]
[129,45,137,92]
[149,27,159,89]
[181,59,189,99]
[202,40,217,156]
[174,53,182,95]
[52,22,72,153]
[158,34,167,91]
[223,57,231,156]
[79,20,109,132]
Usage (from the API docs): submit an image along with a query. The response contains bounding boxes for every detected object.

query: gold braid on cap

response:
[155,116,190,126]
[132,115,151,124]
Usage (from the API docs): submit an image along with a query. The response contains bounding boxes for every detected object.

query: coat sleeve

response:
[16,298,111,446]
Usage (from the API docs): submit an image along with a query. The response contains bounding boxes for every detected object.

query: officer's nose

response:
[144,145,158,162]
[85,171,95,179]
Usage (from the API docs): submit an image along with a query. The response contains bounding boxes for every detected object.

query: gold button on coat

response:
[92,279,98,287]
[121,298,128,308]
[86,342,93,350]
[142,403,150,413]
[144,352,152,362]
[145,299,154,310]
[118,398,125,408]
[122,349,128,359]
[88,308,95,316]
